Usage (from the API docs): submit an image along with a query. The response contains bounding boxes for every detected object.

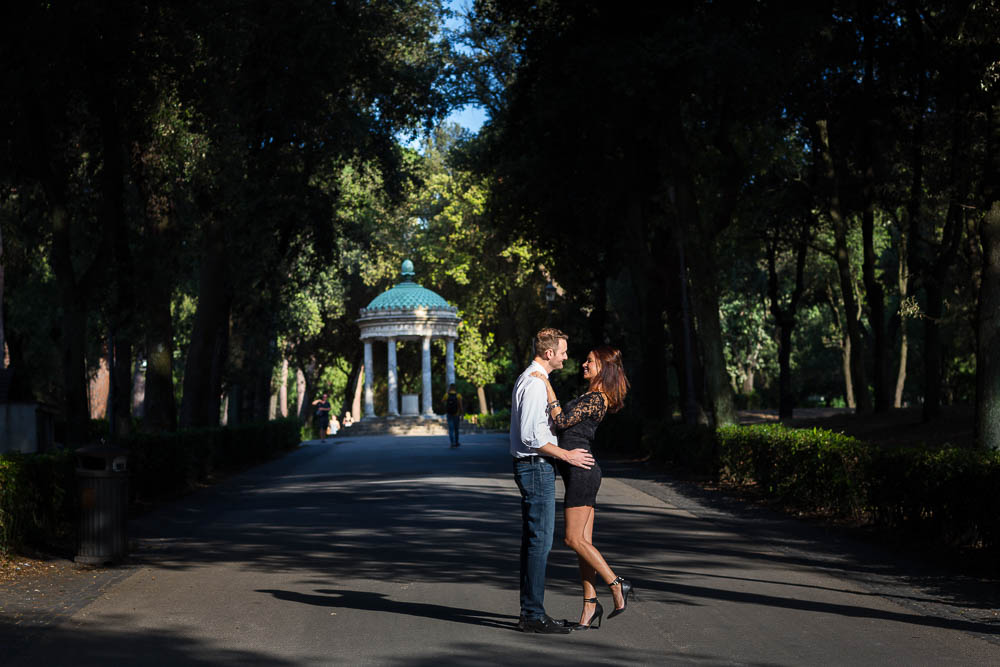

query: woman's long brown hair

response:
[589,346,629,413]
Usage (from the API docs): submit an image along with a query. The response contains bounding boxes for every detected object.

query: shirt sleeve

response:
[552,392,606,430]
[519,379,552,449]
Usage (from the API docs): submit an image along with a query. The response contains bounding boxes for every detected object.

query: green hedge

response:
[122,418,302,502]
[0,418,302,554]
[0,449,77,555]
[465,409,511,431]
[639,421,1000,551]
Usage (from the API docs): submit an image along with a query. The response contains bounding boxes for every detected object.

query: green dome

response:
[363,260,454,311]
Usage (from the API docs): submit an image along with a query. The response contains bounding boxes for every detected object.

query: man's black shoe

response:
[518,614,573,634]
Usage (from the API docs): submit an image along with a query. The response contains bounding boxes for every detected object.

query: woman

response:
[531,345,633,630]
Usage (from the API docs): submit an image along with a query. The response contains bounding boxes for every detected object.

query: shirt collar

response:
[529,360,549,378]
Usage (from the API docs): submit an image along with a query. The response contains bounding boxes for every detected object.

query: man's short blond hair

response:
[533,327,568,358]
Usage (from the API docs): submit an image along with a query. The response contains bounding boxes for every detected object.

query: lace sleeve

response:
[552,392,607,430]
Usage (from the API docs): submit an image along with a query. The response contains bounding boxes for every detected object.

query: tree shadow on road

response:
[117,435,1000,644]
[0,614,296,666]
[255,588,517,630]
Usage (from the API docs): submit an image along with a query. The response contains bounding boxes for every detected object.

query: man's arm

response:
[520,380,593,469]
[538,443,594,469]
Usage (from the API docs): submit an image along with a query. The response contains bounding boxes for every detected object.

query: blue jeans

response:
[512,457,556,620]
[447,414,461,445]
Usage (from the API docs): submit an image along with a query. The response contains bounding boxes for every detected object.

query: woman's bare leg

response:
[565,506,625,612]
[576,508,598,624]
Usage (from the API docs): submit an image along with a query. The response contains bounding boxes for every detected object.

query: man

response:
[445,384,463,448]
[511,327,594,634]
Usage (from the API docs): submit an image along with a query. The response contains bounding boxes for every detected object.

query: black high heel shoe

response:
[572,597,603,630]
[606,576,633,619]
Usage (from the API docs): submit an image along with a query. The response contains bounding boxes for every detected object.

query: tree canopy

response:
[3,0,1000,450]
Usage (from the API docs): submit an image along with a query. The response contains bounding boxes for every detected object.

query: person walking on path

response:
[445,384,464,448]
[531,346,634,630]
[510,327,595,634]
[312,393,332,442]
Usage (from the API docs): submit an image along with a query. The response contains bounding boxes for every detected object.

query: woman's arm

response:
[530,371,562,418]
[550,391,606,430]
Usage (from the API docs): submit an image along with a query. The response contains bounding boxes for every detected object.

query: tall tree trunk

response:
[296,366,308,420]
[351,364,363,423]
[279,357,289,418]
[690,271,736,426]
[895,232,909,408]
[0,220,5,366]
[860,6,890,413]
[51,203,91,444]
[132,142,177,433]
[664,223,704,424]
[671,166,735,424]
[253,357,272,422]
[843,334,855,409]
[861,151,889,411]
[977,200,1000,450]
[477,386,488,414]
[825,281,854,409]
[814,119,871,412]
[767,229,808,420]
[143,289,177,431]
[341,350,362,421]
[179,224,231,428]
[96,87,135,440]
[131,353,145,418]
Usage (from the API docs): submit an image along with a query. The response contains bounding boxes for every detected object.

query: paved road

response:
[3,433,999,665]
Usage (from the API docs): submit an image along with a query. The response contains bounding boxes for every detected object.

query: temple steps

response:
[337,415,482,437]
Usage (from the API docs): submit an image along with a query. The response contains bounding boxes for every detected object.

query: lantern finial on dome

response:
[401,259,415,279]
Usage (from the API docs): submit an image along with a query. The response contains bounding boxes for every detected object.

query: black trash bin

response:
[75,444,129,565]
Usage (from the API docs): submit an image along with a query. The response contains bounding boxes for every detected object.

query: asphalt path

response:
[3,433,998,665]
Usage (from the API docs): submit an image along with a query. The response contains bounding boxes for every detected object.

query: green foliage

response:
[455,321,501,389]
[715,425,871,517]
[633,422,1000,551]
[123,418,302,502]
[0,419,302,554]
[466,409,510,431]
[0,450,77,555]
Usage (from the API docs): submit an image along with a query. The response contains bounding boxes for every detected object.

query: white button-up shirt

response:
[509,361,558,458]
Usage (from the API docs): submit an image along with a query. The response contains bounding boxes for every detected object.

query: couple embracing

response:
[511,327,634,634]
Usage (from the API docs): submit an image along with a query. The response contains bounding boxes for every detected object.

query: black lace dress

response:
[552,391,607,508]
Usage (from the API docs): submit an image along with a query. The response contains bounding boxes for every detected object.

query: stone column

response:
[387,337,399,417]
[363,340,375,419]
[421,335,434,415]
[445,337,456,388]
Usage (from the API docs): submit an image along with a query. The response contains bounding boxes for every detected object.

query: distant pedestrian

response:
[445,384,464,448]
[330,414,340,436]
[312,393,331,441]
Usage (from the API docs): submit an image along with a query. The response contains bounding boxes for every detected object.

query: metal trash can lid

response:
[76,444,130,472]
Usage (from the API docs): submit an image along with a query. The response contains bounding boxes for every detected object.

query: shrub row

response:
[640,421,1000,551]
[465,409,511,431]
[122,417,302,502]
[0,449,77,555]
[0,418,302,554]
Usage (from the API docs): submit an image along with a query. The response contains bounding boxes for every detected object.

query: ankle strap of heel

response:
[608,576,624,587]
[583,596,598,603]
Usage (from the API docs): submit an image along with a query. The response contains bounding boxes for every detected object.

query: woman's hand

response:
[530,371,558,404]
